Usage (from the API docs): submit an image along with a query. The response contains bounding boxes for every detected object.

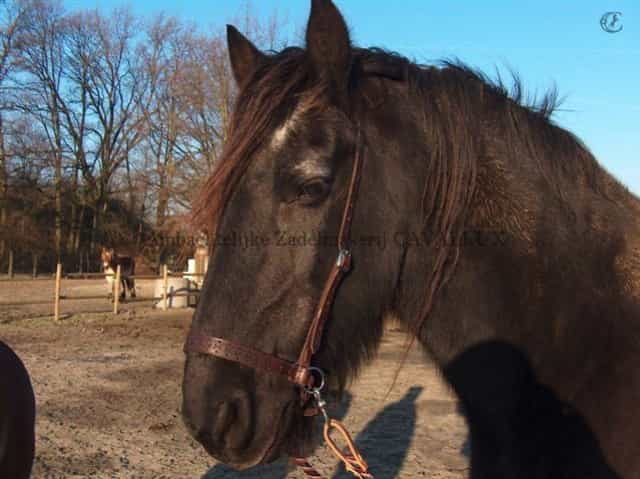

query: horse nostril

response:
[210,401,238,446]
[182,382,254,457]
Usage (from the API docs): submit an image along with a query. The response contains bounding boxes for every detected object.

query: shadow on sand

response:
[331,386,422,479]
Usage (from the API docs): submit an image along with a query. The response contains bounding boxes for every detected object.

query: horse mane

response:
[193,45,628,235]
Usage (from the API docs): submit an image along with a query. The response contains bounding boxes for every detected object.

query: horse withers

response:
[0,341,36,479]
[100,247,136,301]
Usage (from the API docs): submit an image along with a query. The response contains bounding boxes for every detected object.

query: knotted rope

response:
[291,387,373,479]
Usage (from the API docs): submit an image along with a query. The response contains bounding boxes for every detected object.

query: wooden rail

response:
[0,277,54,282]
[65,272,206,279]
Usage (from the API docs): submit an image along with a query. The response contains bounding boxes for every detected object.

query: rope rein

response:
[291,386,373,478]
[292,421,373,478]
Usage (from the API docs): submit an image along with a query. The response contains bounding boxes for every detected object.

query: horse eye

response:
[297,178,331,205]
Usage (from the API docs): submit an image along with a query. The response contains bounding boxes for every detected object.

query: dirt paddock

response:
[1,278,469,478]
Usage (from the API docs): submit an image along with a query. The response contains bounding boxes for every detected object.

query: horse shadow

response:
[331,386,422,479]
[201,391,353,479]
[448,341,621,478]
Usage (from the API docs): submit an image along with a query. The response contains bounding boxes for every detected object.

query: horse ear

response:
[305,0,352,103]
[226,25,265,88]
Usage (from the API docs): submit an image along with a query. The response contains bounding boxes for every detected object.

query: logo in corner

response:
[600,11,623,33]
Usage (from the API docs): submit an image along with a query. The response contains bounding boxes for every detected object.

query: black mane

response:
[196,41,630,235]
[356,47,632,202]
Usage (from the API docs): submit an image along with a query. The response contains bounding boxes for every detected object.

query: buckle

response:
[336,249,351,271]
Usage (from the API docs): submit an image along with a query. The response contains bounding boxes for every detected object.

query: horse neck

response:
[364,69,640,476]
[371,75,482,352]
[389,74,636,358]
[408,80,640,381]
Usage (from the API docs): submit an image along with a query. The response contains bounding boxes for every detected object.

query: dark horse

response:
[100,247,136,300]
[0,341,36,479]
[182,1,640,477]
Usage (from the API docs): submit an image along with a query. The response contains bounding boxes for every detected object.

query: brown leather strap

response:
[184,334,313,387]
[337,131,364,254]
[296,128,364,370]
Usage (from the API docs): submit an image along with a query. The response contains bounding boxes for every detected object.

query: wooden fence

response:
[1,263,205,321]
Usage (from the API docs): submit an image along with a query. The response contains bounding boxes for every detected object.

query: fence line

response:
[64,272,206,279]
[0,263,204,320]
[0,276,53,282]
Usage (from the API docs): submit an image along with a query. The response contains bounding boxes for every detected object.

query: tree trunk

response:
[0,113,7,259]
[51,101,64,263]
[136,219,143,254]
[55,154,62,261]
[89,204,99,254]
[67,163,79,253]
[74,203,85,253]
[156,168,169,230]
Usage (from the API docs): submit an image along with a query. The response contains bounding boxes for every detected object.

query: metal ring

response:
[307,366,326,392]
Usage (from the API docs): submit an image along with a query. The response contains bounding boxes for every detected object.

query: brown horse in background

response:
[100,247,136,301]
[0,341,36,479]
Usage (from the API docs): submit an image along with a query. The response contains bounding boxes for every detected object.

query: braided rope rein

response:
[291,416,373,479]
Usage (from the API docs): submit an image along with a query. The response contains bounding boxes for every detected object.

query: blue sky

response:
[64,0,639,194]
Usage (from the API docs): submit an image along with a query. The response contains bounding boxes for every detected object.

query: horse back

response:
[0,341,35,479]
[116,255,136,276]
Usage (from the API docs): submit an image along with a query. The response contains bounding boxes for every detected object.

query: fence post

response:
[54,263,62,321]
[7,249,13,278]
[32,253,39,278]
[113,264,121,315]
[162,264,168,311]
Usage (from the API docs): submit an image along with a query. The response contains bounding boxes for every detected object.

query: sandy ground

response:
[0,278,470,478]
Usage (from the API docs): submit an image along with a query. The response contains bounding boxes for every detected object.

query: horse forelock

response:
[191,47,328,240]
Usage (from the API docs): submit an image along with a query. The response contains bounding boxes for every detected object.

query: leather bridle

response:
[184,127,365,405]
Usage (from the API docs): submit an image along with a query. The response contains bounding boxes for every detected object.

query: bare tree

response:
[60,10,91,255]
[14,0,68,260]
[9,2,153,265]
[0,0,289,273]
[139,8,289,227]
[0,0,30,261]
[138,15,186,230]
[68,8,151,251]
